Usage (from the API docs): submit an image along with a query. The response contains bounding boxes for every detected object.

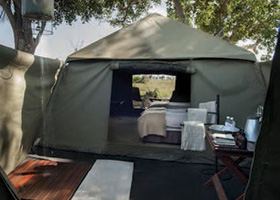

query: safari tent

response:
[0,13,279,200]
[41,14,268,162]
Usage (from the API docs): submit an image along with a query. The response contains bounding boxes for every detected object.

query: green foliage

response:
[167,0,280,61]
[133,79,175,98]
[133,76,147,83]
[53,0,160,27]
[0,0,160,52]
[145,88,160,98]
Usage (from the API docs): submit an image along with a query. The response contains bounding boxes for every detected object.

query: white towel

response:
[187,108,208,123]
[181,121,206,151]
[199,101,217,124]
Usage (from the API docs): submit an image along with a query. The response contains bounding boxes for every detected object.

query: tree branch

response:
[117,1,133,25]
[0,0,16,30]
[34,21,47,49]
[214,29,224,38]
[214,0,229,37]
[229,22,240,42]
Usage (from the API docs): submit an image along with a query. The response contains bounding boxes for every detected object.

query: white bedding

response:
[138,108,166,138]
[165,109,188,131]
[138,102,190,137]
[166,102,190,131]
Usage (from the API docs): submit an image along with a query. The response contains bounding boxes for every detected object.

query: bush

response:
[145,88,160,98]
[133,76,147,83]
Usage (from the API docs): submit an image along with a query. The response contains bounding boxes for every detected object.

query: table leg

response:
[212,174,228,200]
[235,193,244,200]
[204,167,229,186]
[204,156,247,186]
[233,157,246,165]
[215,156,218,172]
[219,156,248,186]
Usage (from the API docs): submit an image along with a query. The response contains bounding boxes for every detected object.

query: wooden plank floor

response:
[8,158,92,200]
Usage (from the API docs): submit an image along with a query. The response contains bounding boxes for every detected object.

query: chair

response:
[132,87,144,109]
[199,95,220,125]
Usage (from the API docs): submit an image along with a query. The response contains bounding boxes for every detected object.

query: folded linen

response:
[165,102,189,129]
[166,125,182,132]
[181,121,206,151]
[165,109,188,128]
[187,108,208,123]
[199,101,216,124]
[166,102,190,109]
[149,101,169,108]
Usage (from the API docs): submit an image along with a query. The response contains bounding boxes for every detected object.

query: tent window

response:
[109,71,191,116]
[132,74,176,109]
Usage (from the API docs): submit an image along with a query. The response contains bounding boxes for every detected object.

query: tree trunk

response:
[172,0,188,24]
[14,19,36,54]
[0,0,45,54]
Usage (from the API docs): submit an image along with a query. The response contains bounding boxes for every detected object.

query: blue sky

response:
[0,3,167,61]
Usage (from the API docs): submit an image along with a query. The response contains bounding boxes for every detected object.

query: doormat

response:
[73,159,134,200]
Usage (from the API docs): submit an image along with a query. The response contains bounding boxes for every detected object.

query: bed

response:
[138,96,220,145]
[138,102,190,144]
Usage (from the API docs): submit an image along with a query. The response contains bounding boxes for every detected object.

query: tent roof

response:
[68,13,256,62]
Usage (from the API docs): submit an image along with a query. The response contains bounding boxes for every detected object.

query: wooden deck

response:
[8,158,92,200]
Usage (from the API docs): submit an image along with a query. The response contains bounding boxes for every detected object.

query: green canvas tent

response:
[41,14,268,162]
[0,13,278,200]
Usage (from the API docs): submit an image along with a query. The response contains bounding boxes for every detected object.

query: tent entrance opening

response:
[107,70,191,149]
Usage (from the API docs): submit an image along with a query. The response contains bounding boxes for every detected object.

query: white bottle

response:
[230,117,236,128]
[225,116,231,127]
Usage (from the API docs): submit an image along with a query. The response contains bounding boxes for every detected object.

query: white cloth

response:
[181,121,206,151]
[166,102,190,109]
[149,101,169,108]
[73,160,134,200]
[138,108,166,138]
[165,102,189,131]
[165,109,188,129]
[187,108,208,123]
[199,101,217,124]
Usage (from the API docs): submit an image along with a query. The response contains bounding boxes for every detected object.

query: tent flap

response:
[245,35,280,200]
[0,44,61,173]
[43,61,112,152]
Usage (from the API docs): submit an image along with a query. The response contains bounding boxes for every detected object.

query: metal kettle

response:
[244,116,261,142]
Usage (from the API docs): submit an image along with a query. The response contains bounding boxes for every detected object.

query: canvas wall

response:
[42,59,268,163]
[0,45,60,173]
[191,59,267,128]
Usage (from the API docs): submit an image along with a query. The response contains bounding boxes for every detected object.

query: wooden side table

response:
[204,132,254,200]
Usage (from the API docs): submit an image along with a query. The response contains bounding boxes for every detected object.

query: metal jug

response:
[244,116,261,142]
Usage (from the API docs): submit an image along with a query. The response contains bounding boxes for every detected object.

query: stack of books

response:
[212,133,237,147]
